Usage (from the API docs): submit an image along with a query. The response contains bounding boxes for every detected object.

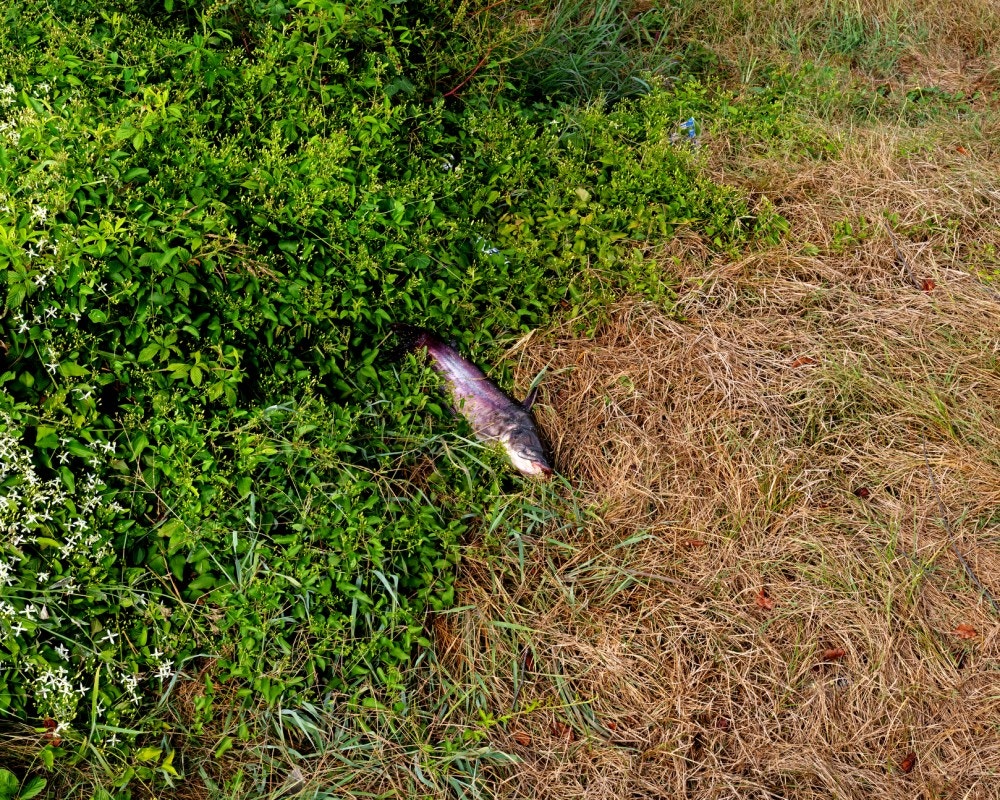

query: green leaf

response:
[160,749,179,778]
[19,776,46,800]
[128,432,148,461]
[5,283,25,309]
[60,362,89,377]
[135,747,161,763]
[137,344,160,364]
[0,769,17,800]
[158,519,185,544]
[190,366,203,386]
[35,425,57,444]
[122,167,149,182]
[36,537,62,549]
[214,736,234,759]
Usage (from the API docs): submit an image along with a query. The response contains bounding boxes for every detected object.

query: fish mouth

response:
[532,462,554,479]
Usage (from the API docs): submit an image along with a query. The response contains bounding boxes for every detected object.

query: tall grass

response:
[508,0,676,104]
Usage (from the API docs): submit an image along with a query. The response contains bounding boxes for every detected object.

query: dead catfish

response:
[394,325,553,479]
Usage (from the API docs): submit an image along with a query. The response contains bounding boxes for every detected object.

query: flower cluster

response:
[0,410,149,735]
[28,663,77,723]
[0,424,115,567]
[0,84,21,144]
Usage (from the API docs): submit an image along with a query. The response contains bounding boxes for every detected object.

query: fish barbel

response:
[395,326,553,479]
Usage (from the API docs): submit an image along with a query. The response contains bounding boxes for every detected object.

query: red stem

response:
[443,49,494,99]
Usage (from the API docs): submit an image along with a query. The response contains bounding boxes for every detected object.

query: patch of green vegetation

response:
[812,1,916,76]
[504,0,677,105]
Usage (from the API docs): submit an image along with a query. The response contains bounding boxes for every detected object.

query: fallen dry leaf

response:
[755,589,774,610]
[551,721,574,739]
[790,356,817,368]
[853,487,871,499]
[512,729,531,747]
[920,278,936,292]
[899,751,917,774]
[715,716,731,731]
[42,717,61,747]
[684,539,706,548]
[954,624,977,640]
[822,647,847,661]
[956,145,969,155]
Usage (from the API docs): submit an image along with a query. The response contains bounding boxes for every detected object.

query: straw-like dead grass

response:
[426,97,1000,798]
[661,0,1000,94]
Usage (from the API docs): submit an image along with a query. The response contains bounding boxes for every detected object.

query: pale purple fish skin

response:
[413,331,552,478]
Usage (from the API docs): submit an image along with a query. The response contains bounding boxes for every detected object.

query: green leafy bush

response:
[0,0,780,772]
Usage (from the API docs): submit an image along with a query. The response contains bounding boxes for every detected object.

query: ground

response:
[4,1,1000,798]
[418,10,1000,796]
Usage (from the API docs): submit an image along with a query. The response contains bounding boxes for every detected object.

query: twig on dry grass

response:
[620,568,703,592]
[882,220,918,285]
[922,441,1000,615]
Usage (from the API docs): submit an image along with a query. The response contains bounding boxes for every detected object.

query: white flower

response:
[33,273,47,288]
[44,307,57,319]
[55,644,69,659]
[31,205,48,223]
[100,630,118,645]
[155,661,174,680]
[37,572,49,582]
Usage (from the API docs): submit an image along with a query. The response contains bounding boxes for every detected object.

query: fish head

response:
[502,426,553,479]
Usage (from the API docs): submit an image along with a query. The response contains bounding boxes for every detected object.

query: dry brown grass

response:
[420,58,1000,798]
[661,0,1000,95]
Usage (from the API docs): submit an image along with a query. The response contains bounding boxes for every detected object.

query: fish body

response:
[396,326,552,479]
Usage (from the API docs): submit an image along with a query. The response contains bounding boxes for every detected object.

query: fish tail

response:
[387,323,435,361]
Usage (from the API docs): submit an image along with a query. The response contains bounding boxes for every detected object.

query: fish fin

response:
[522,367,548,410]
[522,385,539,411]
